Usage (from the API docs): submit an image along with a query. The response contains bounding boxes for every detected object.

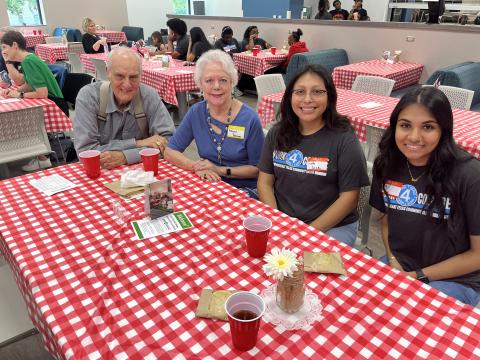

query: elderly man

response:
[74,47,175,169]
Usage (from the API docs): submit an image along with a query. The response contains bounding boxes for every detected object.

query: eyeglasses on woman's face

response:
[292,88,327,99]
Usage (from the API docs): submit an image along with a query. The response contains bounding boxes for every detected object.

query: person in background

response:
[165,49,264,199]
[370,86,480,306]
[330,0,349,20]
[74,47,175,170]
[240,26,271,51]
[149,31,166,56]
[214,26,241,55]
[348,0,369,20]
[187,27,212,63]
[166,18,189,61]
[257,65,369,245]
[0,30,69,171]
[82,17,107,54]
[315,0,332,20]
[282,28,309,70]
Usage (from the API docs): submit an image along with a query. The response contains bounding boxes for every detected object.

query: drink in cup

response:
[270,47,276,55]
[252,47,259,56]
[243,215,272,258]
[79,150,101,179]
[33,30,37,35]
[225,292,265,352]
[140,148,160,176]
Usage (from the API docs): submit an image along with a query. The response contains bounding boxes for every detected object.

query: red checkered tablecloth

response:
[80,54,197,106]
[35,43,68,64]
[95,30,127,43]
[0,97,72,132]
[1,161,480,359]
[257,89,480,160]
[332,59,424,91]
[233,51,287,77]
[24,34,48,48]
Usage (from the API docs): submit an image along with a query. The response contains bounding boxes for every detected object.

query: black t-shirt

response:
[240,38,268,52]
[174,34,189,61]
[259,125,369,226]
[191,42,212,61]
[82,33,104,54]
[330,9,349,20]
[214,38,241,54]
[369,158,480,290]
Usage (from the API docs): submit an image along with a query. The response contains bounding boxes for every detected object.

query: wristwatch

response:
[226,168,232,177]
[415,269,429,284]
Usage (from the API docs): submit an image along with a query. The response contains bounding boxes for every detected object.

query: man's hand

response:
[100,151,127,169]
[167,32,175,42]
[136,135,168,155]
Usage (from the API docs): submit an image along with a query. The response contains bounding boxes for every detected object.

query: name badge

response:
[227,125,245,139]
[306,157,329,174]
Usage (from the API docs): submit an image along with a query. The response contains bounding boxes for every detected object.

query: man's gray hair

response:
[194,49,238,88]
[106,46,142,73]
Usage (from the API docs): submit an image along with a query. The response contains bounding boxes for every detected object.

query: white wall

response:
[126,0,173,39]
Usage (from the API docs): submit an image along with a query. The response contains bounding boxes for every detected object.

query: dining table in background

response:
[95,30,128,43]
[0,160,479,359]
[0,96,72,132]
[80,53,197,120]
[257,89,480,160]
[23,33,48,48]
[233,51,287,77]
[35,43,68,64]
[332,59,424,91]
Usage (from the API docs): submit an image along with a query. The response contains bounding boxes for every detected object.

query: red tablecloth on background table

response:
[0,97,72,132]
[35,43,68,64]
[95,30,127,43]
[23,33,48,48]
[332,59,424,91]
[233,51,287,77]
[258,89,480,160]
[80,54,198,106]
[0,161,479,359]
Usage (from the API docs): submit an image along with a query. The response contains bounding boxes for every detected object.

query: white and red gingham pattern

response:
[24,34,48,48]
[35,43,68,64]
[95,30,128,43]
[257,89,480,160]
[1,161,480,359]
[80,54,198,106]
[0,96,72,132]
[233,52,287,77]
[332,59,424,91]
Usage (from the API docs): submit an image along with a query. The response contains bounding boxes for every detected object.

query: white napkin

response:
[120,170,155,188]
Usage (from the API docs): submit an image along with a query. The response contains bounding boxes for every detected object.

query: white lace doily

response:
[260,285,322,330]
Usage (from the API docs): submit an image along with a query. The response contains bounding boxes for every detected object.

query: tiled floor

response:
[0,93,385,357]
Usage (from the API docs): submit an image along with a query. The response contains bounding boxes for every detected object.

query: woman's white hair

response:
[194,49,238,89]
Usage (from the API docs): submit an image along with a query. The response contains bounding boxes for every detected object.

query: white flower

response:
[263,247,299,281]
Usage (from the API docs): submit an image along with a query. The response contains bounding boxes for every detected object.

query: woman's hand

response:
[193,159,218,173]
[196,169,221,182]
[0,88,11,97]
[389,257,405,272]
[6,90,20,98]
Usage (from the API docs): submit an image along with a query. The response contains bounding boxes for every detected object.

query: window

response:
[5,0,45,26]
[172,0,189,15]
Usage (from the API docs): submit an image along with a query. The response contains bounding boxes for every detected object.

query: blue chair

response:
[284,49,349,85]
[48,63,68,90]
[53,27,65,37]
[66,29,82,42]
[121,26,144,42]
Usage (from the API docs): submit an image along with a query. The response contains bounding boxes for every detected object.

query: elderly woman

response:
[165,49,265,198]
[82,17,107,54]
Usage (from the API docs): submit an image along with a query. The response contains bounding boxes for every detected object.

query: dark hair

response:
[189,27,212,60]
[333,0,341,6]
[151,31,163,43]
[357,9,368,20]
[291,28,303,42]
[274,64,351,151]
[166,18,187,36]
[0,30,26,51]
[243,26,257,40]
[373,86,472,244]
[221,26,233,38]
[318,0,329,15]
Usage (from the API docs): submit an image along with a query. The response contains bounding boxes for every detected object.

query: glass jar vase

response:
[276,263,305,314]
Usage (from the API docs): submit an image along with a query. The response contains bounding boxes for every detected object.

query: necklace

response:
[206,103,233,164]
[406,161,426,182]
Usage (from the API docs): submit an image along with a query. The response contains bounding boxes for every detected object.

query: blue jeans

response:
[238,187,258,199]
[379,255,480,307]
[326,221,358,247]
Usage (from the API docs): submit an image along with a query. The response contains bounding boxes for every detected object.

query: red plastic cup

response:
[165,51,172,56]
[33,30,37,35]
[252,48,259,57]
[225,292,265,352]
[79,150,101,179]
[270,47,276,55]
[243,215,272,258]
[140,148,160,175]
[38,29,42,34]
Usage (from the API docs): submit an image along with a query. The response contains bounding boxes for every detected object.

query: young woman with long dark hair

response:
[186,27,212,62]
[257,65,369,245]
[370,86,480,306]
